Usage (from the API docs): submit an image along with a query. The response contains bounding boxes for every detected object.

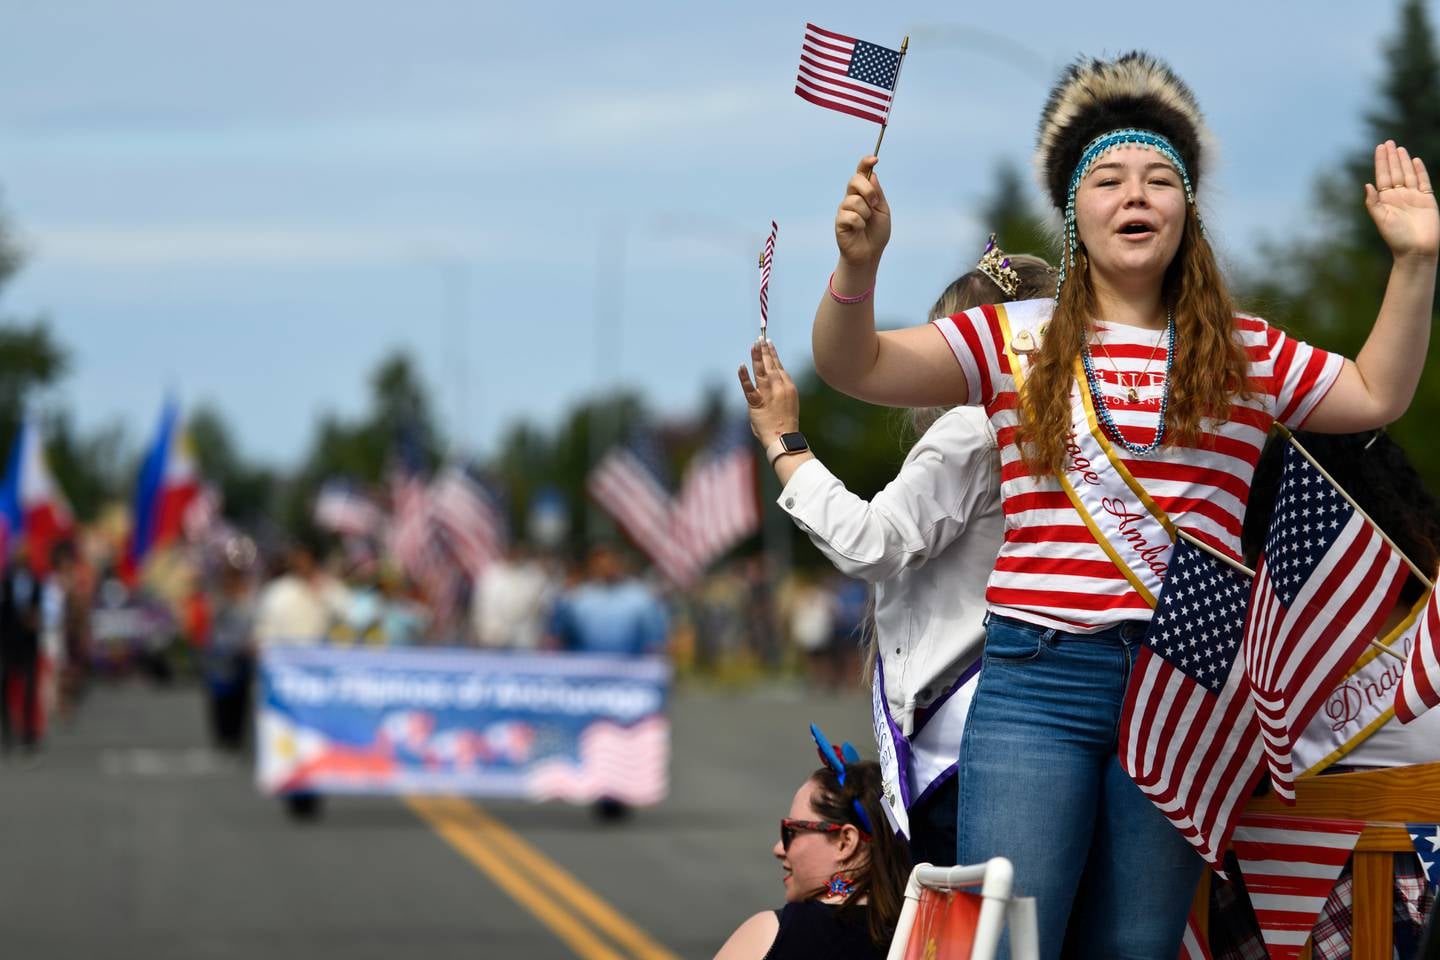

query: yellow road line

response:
[456,799,679,960]
[406,795,679,960]
[405,795,626,960]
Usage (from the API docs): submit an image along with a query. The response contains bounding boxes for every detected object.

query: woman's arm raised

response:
[1306,141,1438,432]
[812,157,970,408]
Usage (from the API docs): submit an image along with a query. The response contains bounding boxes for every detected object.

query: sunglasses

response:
[780,818,848,851]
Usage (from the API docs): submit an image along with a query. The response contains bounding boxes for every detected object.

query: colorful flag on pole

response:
[0,416,74,576]
[676,419,759,572]
[1118,537,1266,872]
[1243,443,1409,802]
[1408,823,1440,888]
[587,427,698,588]
[127,399,200,576]
[1395,587,1440,724]
[429,464,508,578]
[1231,814,1365,960]
[759,220,777,337]
[794,23,901,125]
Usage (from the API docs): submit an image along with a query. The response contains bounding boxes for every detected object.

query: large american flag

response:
[1230,814,1365,960]
[1396,586,1440,724]
[429,463,507,578]
[676,419,760,572]
[1243,443,1408,802]
[587,427,699,588]
[794,23,901,125]
[1119,537,1266,872]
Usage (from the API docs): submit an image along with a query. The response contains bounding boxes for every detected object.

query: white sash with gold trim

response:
[995,301,1176,607]
[1293,593,1433,774]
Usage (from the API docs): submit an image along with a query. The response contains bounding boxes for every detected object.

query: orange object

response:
[902,887,982,960]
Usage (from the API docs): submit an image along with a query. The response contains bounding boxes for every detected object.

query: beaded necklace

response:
[1080,313,1174,456]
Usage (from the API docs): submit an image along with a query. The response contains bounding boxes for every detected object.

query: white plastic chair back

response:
[885,857,1038,960]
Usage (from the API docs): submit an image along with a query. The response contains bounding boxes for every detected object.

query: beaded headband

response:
[976,234,1022,298]
[1057,127,1198,293]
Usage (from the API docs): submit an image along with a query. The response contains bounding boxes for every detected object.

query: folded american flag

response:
[794,22,901,125]
[1396,586,1440,724]
[1119,537,1265,873]
[1243,443,1409,801]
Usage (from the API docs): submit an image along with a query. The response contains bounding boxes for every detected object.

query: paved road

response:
[0,678,871,959]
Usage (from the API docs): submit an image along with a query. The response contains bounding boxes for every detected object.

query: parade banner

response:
[257,647,670,804]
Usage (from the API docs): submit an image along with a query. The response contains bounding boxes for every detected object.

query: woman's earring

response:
[826,873,856,897]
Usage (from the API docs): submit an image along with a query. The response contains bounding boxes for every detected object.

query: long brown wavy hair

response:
[807,761,911,949]
[1017,202,1253,475]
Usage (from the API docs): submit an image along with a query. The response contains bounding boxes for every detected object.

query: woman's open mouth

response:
[1118,221,1156,239]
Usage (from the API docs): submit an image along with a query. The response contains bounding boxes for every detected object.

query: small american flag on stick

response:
[1243,442,1409,802]
[759,221,777,339]
[1118,537,1265,873]
[795,23,903,126]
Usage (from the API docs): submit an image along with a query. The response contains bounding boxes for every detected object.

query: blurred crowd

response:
[0,524,873,759]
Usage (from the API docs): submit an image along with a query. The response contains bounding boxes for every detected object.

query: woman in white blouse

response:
[736,244,1054,867]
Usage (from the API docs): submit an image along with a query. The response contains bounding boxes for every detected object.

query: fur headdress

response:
[1034,52,1212,212]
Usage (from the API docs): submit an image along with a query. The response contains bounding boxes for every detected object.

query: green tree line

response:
[0,0,1434,562]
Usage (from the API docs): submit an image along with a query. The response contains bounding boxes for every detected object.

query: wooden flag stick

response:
[871,35,910,159]
[1273,424,1436,590]
[1176,528,1254,577]
[1174,528,1403,662]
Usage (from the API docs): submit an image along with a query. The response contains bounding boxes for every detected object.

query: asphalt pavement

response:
[0,676,870,960]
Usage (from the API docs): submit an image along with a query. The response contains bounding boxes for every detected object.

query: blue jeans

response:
[956,615,1201,960]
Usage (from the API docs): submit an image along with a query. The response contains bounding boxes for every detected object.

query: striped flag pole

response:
[758,220,777,341]
[872,35,909,158]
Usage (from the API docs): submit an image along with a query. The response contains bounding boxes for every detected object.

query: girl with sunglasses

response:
[714,741,910,959]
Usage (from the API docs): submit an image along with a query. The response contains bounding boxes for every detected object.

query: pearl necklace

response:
[1080,313,1174,456]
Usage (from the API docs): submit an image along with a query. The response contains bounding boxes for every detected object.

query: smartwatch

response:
[765,431,809,466]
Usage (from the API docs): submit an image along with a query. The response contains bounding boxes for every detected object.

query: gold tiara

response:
[976,234,1021,298]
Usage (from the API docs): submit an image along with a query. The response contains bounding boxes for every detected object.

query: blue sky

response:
[0,1,1432,466]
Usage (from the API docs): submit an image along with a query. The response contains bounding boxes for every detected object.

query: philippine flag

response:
[0,417,74,575]
[128,399,200,575]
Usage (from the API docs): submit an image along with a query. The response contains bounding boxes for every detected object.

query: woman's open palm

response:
[1366,140,1439,260]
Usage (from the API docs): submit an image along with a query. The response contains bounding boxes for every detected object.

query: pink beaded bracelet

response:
[828,271,874,305]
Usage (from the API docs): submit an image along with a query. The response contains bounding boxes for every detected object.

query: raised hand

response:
[1365,140,1439,262]
[835,156,891,269]
[737,340,801,443]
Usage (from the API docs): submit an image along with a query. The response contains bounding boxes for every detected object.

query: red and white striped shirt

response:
[933,299,1343,632]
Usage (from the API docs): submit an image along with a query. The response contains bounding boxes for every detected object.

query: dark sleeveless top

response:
[763,900,885,960]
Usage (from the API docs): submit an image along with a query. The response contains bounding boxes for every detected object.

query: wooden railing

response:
[1194,762,1440,960]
